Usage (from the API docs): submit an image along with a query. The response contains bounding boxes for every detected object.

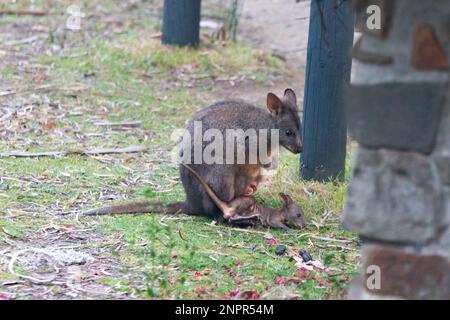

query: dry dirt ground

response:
[213,0,311,105]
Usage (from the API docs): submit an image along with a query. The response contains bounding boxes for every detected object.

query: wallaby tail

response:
[83,201,188,216]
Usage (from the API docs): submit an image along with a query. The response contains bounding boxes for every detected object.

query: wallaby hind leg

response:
[180,164,235,219]
[202,170,236,219]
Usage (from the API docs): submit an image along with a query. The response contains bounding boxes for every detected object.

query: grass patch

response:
[97,150,358,300]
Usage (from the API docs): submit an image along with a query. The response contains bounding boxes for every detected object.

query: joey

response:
[84,89,303,219]
[255,193,307,230]
[182,163,307,230]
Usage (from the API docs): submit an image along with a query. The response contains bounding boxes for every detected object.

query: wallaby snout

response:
[297,137,303,153]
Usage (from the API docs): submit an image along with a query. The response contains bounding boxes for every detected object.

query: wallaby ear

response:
[267,93,283,116]
[279,193,293,206]
[283,88,298,110]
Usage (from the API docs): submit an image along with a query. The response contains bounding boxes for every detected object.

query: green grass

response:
[93,149,358,299]
[0,6,359,299]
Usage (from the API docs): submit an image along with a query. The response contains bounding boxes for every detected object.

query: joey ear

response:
[279,193,293,205]
[267,93,283,116]
[283,88,298,110]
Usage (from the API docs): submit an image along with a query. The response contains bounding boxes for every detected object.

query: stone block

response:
[347,276,403,300]
[343,148,442,244]
[363,245,450,299]
[434,155,450,186]
[433,105,450,185]
[352,36,393,65]
[346,82,446,154]
[438,187,450,248]
[433,104,450,154]
[353,0,393,38]
[412,24,449,70]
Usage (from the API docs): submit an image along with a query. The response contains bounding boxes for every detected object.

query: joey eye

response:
[285,129,294,136]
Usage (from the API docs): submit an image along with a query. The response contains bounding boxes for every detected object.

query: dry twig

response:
[0,146,149,158]
[0,10,47,16]
[8,249,60,284]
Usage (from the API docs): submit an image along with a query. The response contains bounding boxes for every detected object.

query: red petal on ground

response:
[274,277,287,285]
[230,289,240,297]
[274,277,302,285]
[240,290,260,300]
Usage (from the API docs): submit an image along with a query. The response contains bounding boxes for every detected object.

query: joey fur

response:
[254,193,307,230]
[84,89,302,219]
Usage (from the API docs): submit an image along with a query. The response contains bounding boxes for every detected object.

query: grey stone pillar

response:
[343,0,450,299]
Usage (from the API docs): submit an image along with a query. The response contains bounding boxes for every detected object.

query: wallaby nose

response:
[296,137,303,153]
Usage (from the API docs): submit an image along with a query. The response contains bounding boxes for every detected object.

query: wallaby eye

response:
[285,129,294,136]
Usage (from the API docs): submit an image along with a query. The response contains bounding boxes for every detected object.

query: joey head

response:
[272,193,307,230]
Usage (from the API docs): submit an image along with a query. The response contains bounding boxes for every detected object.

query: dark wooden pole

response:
[162,0,201,47]
[301,0,354,181]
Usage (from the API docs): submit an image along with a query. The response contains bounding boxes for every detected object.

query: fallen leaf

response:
[292,254,325,271]
[193,271,204,277]
[230,289,239,297]
[240,290,260,300]
[274,277,301,285]
[42,120,56,131]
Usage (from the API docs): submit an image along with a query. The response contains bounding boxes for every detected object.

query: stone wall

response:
[343,0,450,299]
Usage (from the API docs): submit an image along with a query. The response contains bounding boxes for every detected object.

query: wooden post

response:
[162,0,201,47]
[300,0,354,181]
